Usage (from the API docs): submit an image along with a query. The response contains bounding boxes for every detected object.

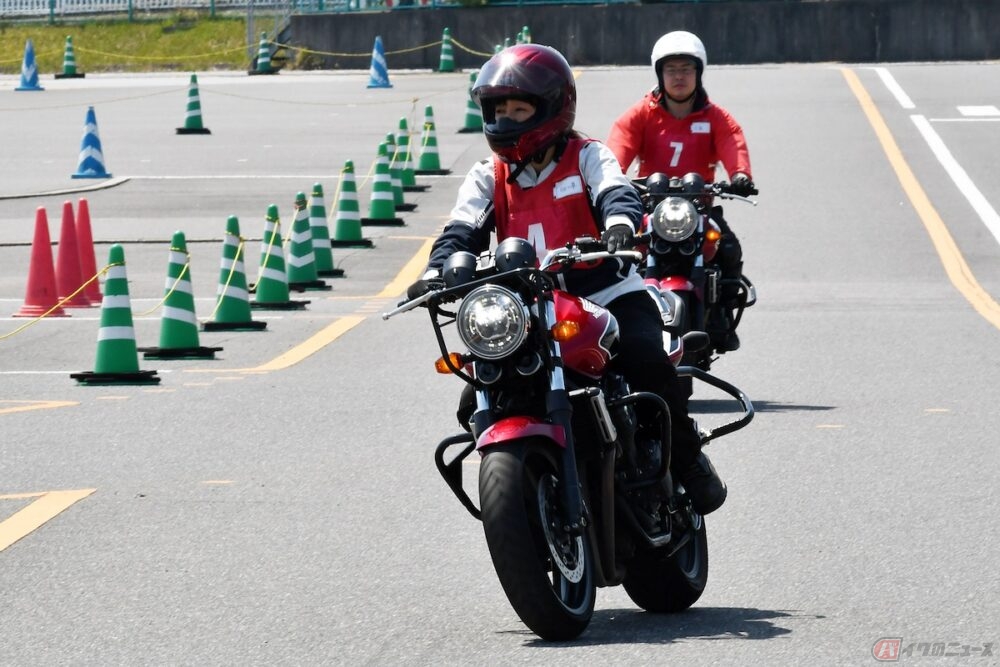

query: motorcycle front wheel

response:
[479,439,596,641]
[622,513,708,613]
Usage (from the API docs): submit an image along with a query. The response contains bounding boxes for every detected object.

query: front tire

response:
[479,441,596,641]
[622,513,708,613]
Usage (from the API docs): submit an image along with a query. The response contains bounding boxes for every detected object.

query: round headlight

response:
[650,196,699,243]
[457,285,529,360]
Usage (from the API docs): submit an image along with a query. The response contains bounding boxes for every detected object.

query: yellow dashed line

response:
[0,489,96,552]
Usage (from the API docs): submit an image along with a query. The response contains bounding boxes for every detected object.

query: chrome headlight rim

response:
[457,284,529,361]
[651,196,699,243]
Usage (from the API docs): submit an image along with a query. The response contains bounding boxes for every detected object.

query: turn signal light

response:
[705,228,722,243]
[435,353,464,374]
[551,320,580,341]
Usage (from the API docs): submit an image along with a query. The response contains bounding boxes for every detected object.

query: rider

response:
[607,30,755,352]
[408,44,726,515]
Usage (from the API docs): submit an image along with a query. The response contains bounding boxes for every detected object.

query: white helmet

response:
[650,30,708,74]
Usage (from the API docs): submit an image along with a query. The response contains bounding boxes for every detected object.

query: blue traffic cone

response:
[367,36,393,89]
[72,107,112,179]
[15,39,44,92]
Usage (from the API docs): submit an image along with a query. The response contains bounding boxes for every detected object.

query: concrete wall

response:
[289,0,1000,70]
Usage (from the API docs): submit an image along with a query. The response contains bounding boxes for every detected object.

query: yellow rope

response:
[134,251,189,317]
[0,264,111,341]
[76,44,248,61]
[205,235,247,321]
[451,37,494,58]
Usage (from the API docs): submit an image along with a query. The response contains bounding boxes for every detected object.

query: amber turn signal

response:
[706,228,722,243]
[435,353,464,374]
[551,321,580,342]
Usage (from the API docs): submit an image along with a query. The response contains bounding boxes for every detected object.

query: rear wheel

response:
[479,441,596,641]
[622,513,708,613]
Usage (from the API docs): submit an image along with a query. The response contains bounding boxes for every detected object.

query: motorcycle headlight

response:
[650,196,699,243]
[457,285,529,360]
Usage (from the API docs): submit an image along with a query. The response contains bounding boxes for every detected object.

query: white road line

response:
[872,67,915,109]
[911,114,1000,248]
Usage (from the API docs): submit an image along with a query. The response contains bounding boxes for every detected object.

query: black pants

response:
[711,206,743,305]
[605,290,702,462]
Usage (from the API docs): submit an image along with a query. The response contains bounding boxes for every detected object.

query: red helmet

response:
[471,44,577,164]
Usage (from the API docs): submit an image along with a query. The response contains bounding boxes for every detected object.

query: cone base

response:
[289,280,332,292]
[403,185,431,193]
[330,239,374,248]
[251,300,310,310]
[55,73,86,79]
[72,172,112,179]
[458,127,484,134]
[318,268,346,278]
[139,345,222,359]
[202,320,267,331]
[248,69,279,76]
[176,127,212,134]
[367,83,393,89]
[414,169,452,176]
[70,369,160,385]
[361,217,406,227]
[395,203,418,212]
[13,304,69,318]
[15,86,45,92]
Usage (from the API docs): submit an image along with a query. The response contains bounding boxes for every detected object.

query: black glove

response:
[406,277,443,301]
[601,225,634,253]
[730,173,757,197]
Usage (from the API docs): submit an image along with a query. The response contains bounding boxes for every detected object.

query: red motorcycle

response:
[385,237,752,641]
[634,172,758,390]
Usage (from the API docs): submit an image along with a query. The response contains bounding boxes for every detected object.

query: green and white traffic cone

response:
[252,204,308,310]
[459,70,483,134]
[416,106,450,175]
[70,244,160,385]
[309,183,344,277]
[139,231,222,359]
[331,160,373,248]
[386,132,416,212]
[521,26,532,44]
[396,117,427,193]
[250,32,275,75]
[54,36,85,79]
[203,215,267,331]
[361,144,405,227]
[438,28,455,73]
[176,73,211,135]
[286,192,330,292]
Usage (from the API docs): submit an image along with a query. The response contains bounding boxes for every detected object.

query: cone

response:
[70,245,160,385]
[55,200,93,308]
[15,39,44,91]
[250,32,275,75]
[75,198,103,304]
[136,231,222,359]
[308,184,344,277]
[286,192,330,292]
[252,205,309,310]
[395,117,427,192]
[202,216,267,331]
[415,106,450,175]
[458,70,483,134]
[14,207,68,318]
[362,143,405,227]
[367,36,393,89]
[176,73,211,135]
[521,26,532,44]
[72,106,112,179]
[385,132,416,212]
[54,36,85,79]
[331,160,373,248]
[438,28,455,73]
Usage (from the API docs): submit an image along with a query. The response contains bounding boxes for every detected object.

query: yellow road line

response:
[842,68,1000,329]
[377,237,435,299]
[0,400,78,415]
[249,315,366,372]
[0,488,96,552]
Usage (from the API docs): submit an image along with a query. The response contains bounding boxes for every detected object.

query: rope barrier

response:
[133,249,189,317]
[204,234,246,322]
[0,263,111,340]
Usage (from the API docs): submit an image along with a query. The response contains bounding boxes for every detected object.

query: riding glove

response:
[730,173,757,197]
[601,225,634,253]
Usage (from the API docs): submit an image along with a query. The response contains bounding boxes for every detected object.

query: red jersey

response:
[607,91,752,182]
[493,138,600,259]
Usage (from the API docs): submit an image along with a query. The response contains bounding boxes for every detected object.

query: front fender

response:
[477,416,566,450]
